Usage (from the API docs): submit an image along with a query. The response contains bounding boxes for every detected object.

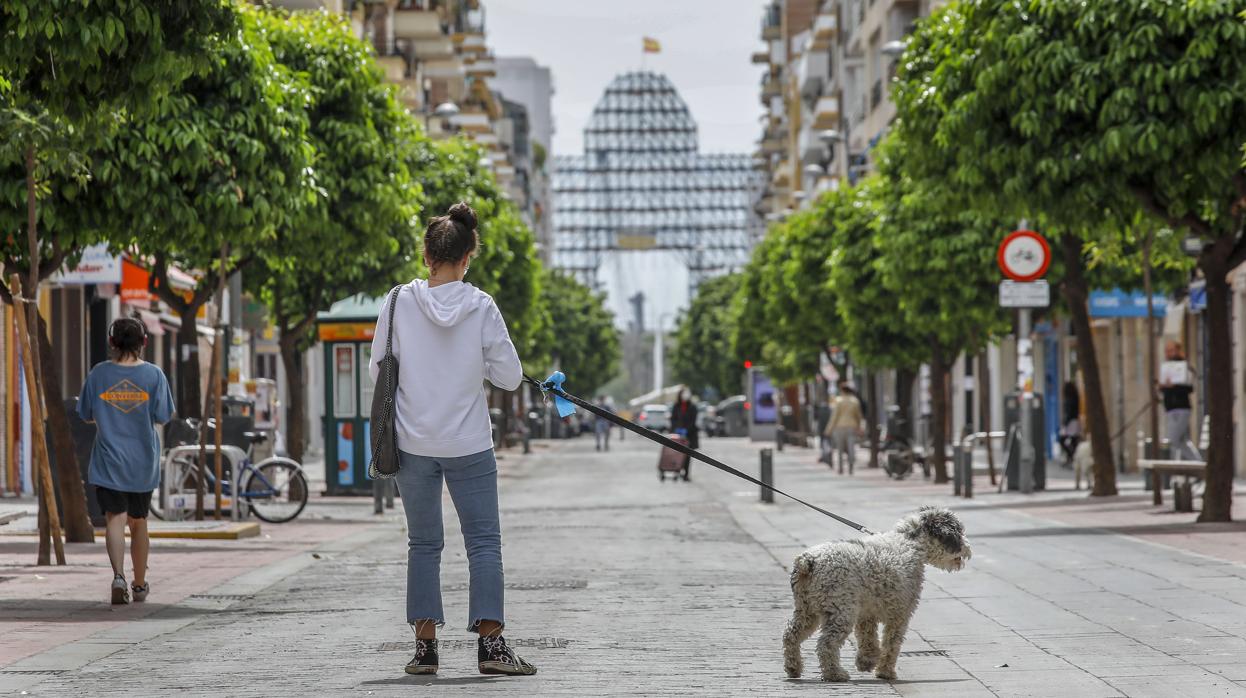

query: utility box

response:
[1003,391,1046,490]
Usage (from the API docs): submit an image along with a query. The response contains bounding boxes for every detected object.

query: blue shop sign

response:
[1088,289,1168,318]
[1188,281,1207,312]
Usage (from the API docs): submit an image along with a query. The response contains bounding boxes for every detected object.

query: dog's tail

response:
[790,553,815,592]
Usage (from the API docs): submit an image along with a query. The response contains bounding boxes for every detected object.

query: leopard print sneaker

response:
[478,635,537,676]
[404,638,438,675]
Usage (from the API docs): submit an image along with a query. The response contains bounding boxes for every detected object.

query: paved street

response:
[3,435,1246,697]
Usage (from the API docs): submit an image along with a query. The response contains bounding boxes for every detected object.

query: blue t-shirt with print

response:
[77,361,175,493]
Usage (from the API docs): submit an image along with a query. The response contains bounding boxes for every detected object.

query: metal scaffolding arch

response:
[552,71,763,295]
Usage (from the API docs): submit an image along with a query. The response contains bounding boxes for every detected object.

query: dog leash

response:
[524,372,876,535]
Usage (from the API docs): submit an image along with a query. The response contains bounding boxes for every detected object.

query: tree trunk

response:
[895,367,915,429]
[175,312,203,419]
[279,335,307,464]
[978,350,997,485]
[1061,234,1117,496]
[36,314,94,542]
[1197,252,1234,522]
[866,370,880,468]
[929,345,950,483]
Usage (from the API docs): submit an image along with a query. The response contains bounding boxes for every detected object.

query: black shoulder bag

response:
[369,285,402,479]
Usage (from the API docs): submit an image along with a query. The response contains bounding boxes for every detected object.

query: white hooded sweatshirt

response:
[368,279,522,458]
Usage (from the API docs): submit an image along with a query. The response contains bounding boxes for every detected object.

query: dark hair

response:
[109,317,146,361]
[424,201,479,271]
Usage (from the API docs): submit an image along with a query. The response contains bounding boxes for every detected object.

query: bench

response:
[1137,459,1206,510]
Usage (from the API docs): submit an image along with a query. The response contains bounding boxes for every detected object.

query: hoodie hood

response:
[409,279,483,328]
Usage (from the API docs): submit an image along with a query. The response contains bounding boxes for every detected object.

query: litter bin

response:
[57,398,105,527]
[219,396,256,454]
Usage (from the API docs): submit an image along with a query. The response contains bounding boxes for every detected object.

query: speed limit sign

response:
[997,230,1050,282]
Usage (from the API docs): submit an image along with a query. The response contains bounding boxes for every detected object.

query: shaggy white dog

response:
[783,506,971,682]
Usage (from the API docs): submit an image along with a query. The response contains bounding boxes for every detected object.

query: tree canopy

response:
[671,273,744,400]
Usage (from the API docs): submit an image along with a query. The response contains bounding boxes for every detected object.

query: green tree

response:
[94,8,315,418]
[891,0,1246,512]
[874,149,1013,482]
[407,137,545,364]
[246,5,422,462]
[535,270,618,396]
[0,0,234,545]
[672,273,744,399]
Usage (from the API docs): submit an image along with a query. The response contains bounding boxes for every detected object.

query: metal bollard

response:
[760,448,774,503]
[523,427,531,454]
[963,449,973,499]
[385,478,395,509]
[952,445,963,496]
[776,426,785,452]
[372,478,386,514]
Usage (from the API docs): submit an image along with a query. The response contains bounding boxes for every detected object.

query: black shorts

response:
[95,487,152,519]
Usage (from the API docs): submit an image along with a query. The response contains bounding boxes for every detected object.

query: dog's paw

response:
[855,655,877,672]
[820,668,850,682]
[875,667,897,682]
[784,658,802,678]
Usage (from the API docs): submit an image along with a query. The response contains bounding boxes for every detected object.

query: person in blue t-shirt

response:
[78,318,174,605]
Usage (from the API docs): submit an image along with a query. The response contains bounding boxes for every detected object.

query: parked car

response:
[715,395,749,437]
[638,404,672,432]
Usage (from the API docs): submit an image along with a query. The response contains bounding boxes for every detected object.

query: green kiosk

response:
[316,295,383,495]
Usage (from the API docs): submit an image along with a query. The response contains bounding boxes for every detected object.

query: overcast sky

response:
[484,0,769,158]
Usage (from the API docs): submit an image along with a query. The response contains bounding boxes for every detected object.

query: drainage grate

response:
[899,650,948,657]
[0,669,66,675]
[444,579,587,592]
[188,593,254,601]
[378,638,572,651]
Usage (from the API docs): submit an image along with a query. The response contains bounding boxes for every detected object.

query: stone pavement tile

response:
[1102,673,1246,698]
[971,667,1124,697]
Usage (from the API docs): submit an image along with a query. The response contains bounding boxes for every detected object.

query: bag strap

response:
[384,285,401,359]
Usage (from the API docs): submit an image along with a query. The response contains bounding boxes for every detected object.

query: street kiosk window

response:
[333,345,356,417]
[360,345,375,411]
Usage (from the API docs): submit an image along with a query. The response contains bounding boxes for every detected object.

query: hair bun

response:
[447,201,477,230]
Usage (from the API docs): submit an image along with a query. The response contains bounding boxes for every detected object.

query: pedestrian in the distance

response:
[1158,340,1200,461]
[1058,380,1081,466]
[670,389,699,480]
[824,382,864,474]
[370,201,536,677]
[593,395,614,452]
[77,318,174,605]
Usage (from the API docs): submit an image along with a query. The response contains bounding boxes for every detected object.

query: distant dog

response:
[783,507,971,682]
[1072,440,1094,491]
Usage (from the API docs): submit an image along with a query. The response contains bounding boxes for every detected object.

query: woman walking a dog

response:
[370,202,536,677]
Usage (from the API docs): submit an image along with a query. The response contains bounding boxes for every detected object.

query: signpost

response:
[998,228,1050,494]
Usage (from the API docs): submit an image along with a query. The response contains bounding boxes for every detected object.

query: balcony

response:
[454,33,487,54]
[412,34,456,60]
[870,79,883,112]
[393,8,443,39]
[760,3,781,40]
[466,57,496,77]
[376,55,408,82]
[761,73,782,99]
[471,131,500,149]
[760,131,786,155]
[812,96,840,130]
[268,0,345,10]
[811,13,837,50]
[798,50,828,100]
[449,110,491,133]
[751,51,771,65]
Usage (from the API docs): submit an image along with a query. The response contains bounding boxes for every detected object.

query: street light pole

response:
[653,312,673,394]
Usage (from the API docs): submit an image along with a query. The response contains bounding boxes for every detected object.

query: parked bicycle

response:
[152,418,309,523]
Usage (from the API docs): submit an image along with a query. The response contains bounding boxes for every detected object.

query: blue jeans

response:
[395,448,504,632]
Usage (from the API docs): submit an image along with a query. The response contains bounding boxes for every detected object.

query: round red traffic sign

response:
[997,230,1050,282]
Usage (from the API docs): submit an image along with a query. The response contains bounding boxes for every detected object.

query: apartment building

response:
[753,0,944,220]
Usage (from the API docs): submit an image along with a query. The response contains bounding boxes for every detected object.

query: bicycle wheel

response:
[243,458,309,524]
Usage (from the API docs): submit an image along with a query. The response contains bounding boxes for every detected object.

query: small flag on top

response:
[643,37,661,53]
